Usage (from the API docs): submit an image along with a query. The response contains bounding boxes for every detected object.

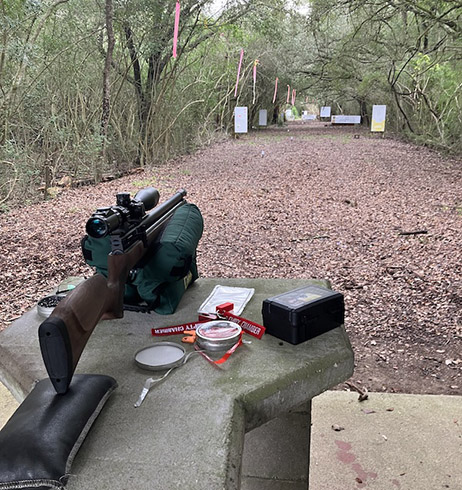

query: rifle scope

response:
[86,187,160,239]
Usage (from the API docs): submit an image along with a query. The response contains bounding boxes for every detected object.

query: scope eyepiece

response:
[86,208,125,238]
[86,217,109,238]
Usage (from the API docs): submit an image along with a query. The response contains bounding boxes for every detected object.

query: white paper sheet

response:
[198,285,255,316]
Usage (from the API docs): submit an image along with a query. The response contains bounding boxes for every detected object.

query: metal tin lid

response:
[134,342,186,371]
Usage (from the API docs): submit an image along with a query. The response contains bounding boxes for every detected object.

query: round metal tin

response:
[134,342,186,371]
[195,320,242,352]
[36,294,66,318]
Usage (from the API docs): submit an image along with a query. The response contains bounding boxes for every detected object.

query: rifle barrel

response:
[142,189,186,230]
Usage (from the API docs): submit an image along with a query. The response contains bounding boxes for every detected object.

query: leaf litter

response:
[0,122,460,395]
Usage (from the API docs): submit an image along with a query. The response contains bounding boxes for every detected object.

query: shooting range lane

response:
[0,278,354,489]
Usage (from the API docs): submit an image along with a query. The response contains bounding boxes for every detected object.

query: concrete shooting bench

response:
[0,278,354,490]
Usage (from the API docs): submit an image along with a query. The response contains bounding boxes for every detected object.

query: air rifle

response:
[38,187,187,394]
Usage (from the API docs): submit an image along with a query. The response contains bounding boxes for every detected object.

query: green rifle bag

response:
[81,202,203,314]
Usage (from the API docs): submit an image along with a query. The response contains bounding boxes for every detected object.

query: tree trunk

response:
[123,23,149,165]
[359,99,369,126]
[99,0,115,182]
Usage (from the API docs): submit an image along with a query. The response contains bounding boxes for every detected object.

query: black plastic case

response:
[262,285,344,344]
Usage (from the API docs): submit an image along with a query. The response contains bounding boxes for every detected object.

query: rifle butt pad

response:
[38,317,73,395]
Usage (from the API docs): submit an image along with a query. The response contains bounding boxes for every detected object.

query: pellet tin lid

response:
[134,342,186,371]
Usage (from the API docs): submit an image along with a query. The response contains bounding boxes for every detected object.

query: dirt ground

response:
[0,121,461,395]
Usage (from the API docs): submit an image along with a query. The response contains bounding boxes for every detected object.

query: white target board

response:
[234,107,248,133]
[331,115,361,124]
[259,109,268,126]
[320,106,331,118]
[371,105,387,132]
[302,114,316,121]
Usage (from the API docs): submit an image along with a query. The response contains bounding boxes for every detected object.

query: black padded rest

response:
[0,374,117,489]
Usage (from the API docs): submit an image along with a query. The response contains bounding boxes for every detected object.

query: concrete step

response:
[2,385,460,489]
[312,391,461,490]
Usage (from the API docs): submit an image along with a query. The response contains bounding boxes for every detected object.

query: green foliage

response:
[1,0,461,206]
[285,0,462,152]
[131,178,157,189]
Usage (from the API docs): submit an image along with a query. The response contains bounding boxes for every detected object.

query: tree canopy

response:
[1,0,460,206]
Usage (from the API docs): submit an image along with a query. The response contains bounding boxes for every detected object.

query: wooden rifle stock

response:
[39,190,186,394]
